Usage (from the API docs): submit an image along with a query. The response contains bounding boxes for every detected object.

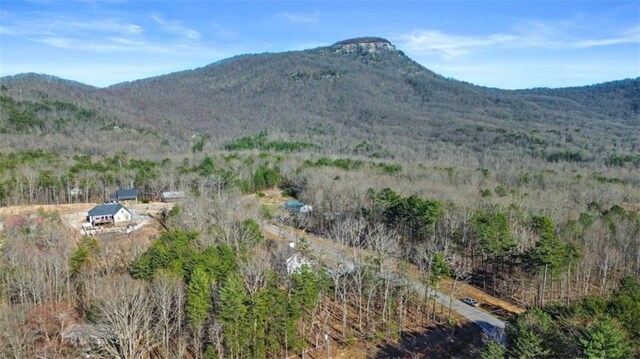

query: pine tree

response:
[430,252,450,288]
[186,265,212,330]
[510,328,550,359]
[264,286,297,355]
[524,216,581,305]
[580,317,630,359]
[241,218,264,248]
[506,309,553,359]
[472,210,515,256]
[247,289,270,358]
[429,252,450,319]
[291,264,327,310]
[480,340,506,359]
[69,236,99,275]
[219,273,248,358]
[609,275,640,339]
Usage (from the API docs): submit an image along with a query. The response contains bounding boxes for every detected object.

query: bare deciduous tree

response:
[88,275,159,359]
[151,271,184,358]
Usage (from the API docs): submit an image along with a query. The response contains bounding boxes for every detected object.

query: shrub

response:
[480,189,493,198]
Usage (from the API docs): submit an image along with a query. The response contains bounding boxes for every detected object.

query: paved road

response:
[411,282,505,337]
[264,223,506,339]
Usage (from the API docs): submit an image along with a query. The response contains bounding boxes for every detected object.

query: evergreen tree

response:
[525,230,567,276]
[510,328,550,359]
[404,194,443,239]
[609,275,640,339]
[371,188,443,241]
[266,286,299,355]
[524,216,581,305]
[430,252,450,318]
[186,265,212,329]
[480,340,506,359]
[530,215,555,236]
[247,288,270,358]
[219,273,249,358]
[69,236,99,275]
[253,169,266,191]
[199,156,215,176]
[580,317,630,359]
[471,209,515,294]
[291,264,327,311]
[430,252,450,288]
[472,210,515,256]
[209,244,237,281]
[263,166,280,187]
[240,218,264,248]
[506,309,553,359]
[129,229,200,280]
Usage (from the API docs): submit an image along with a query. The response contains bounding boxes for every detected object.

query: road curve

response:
[263,223,506,338]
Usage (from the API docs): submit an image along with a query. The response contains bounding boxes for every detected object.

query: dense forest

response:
[0,38,638,358]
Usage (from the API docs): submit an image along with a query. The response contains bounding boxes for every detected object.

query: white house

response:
[299,205,313,214]
[86,203,132,226]
[287,252,313,274]
[285,241,312,274]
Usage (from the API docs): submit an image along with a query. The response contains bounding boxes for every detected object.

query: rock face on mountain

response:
[332,37,397,54]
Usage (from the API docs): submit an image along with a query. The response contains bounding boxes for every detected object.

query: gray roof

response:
[281,244,297,259]
[63,324,114,340]
[162,191,185,199]
[88,203,130,217]
[115,189,138,200]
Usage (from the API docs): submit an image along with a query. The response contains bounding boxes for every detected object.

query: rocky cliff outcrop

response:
[332,37,397,55]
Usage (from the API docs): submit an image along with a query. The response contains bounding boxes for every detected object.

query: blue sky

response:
[1,0,638,89]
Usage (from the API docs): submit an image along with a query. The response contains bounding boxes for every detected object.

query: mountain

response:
[1,37,638,162]
[521,78,640,120]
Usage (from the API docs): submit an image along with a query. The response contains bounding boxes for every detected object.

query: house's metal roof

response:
[115,189,138,199]
[161,191,185,199]
[88,203,130,217]
[284,200,304,209]
[63,324,116,341]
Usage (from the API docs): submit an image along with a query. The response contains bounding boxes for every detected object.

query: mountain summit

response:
[332,37,397,54]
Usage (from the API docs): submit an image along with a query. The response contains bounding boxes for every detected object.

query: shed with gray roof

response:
[161,191,186,202]
[109,188,139,202]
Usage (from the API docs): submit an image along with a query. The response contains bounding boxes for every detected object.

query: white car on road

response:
[461,297,480,307]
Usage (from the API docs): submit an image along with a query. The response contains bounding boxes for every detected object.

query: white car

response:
[461,297,480,307]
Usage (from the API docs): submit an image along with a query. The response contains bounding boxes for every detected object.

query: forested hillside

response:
[522,78,640,120]
[1,38,639,166]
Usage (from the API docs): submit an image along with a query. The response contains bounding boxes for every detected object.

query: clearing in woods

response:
[0,202,166,239]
